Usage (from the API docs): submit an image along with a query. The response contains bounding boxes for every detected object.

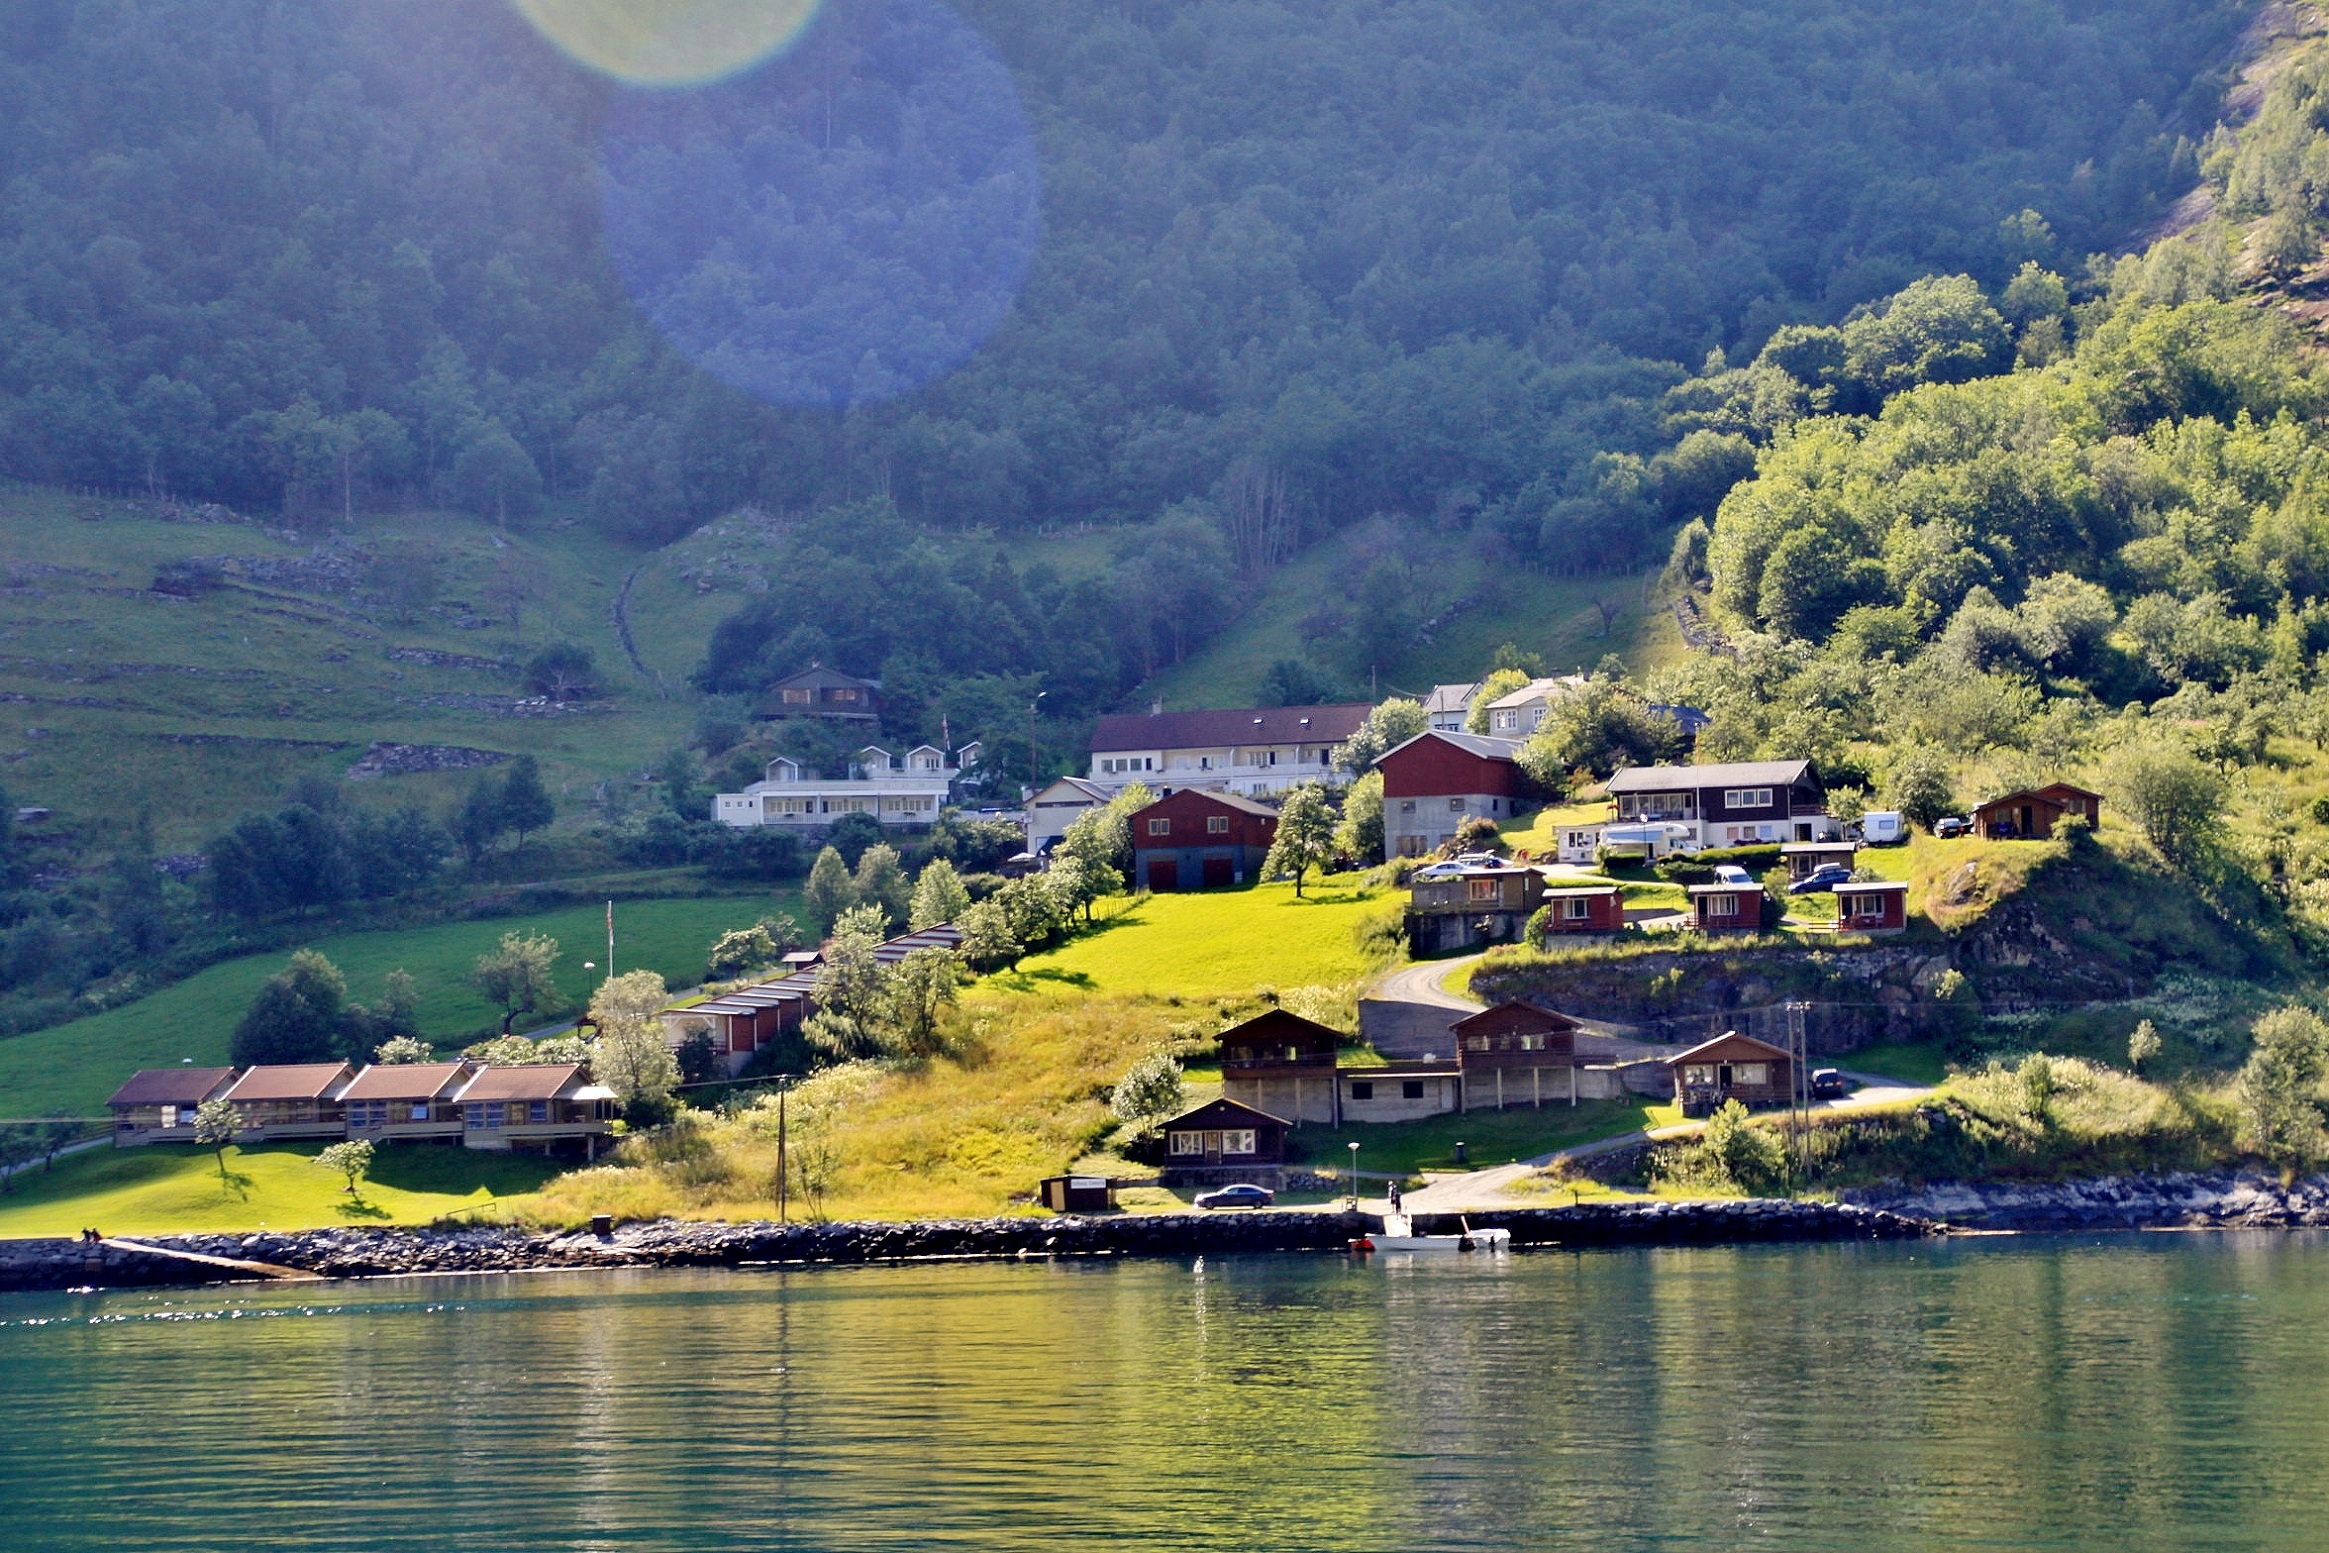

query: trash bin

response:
[1453,1141,1467,1165]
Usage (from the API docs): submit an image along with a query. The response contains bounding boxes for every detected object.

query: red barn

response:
[1538,884,1625,935]
[1129,789,1278,890]
[1834,879,1909,933]
[1375,730,1528,858]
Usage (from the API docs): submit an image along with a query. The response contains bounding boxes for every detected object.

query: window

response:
[409,1103,431,1122]
[1723,788,1773,809]
[529,1101,550,1124]
[1281,1046,1303,1062]
[1467,878,1499,901]
[1852,894,1886,918]
[1683,1064,1715,1085]
[1148,818,1171,836]
[1519,1034,1545,1051]
[350,1100,387,1129]
[1705,893,1739,917]
[1563,898,1591,920]
[781,688,812,704]
[1169,1132,1202,1155]
[1221,1130,1257,1155]
[1448,797,1465,812]
[1399,801,1416,814]
[1348,1081,1374,1100]
[1206,815,1229,834]
[1733,1063,1769,1086]
[1401,1080,1426,1100]
[1463,1035,1489,1052]
[160,1105,180,1129]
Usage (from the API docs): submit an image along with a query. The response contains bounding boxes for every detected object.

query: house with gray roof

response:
[1604,759,1835,848]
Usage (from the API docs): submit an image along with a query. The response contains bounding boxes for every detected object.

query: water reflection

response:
[4,1238,2329,1549]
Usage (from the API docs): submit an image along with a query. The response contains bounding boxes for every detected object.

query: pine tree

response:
[499,755,555,844]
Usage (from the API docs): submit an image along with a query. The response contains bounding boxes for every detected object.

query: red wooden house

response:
[1375,730,1528,858]
[1538,884,1625,935]
[1129,789,1278,891]
[1834,879,1909,933]
[1686,882,1765,932]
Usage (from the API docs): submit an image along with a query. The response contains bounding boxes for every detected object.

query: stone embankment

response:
[1849,1171,2329,1230]
[0,1200,1935,1293]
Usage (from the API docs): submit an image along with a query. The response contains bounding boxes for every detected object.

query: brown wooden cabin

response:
[107,1066,236,1146]
[1406,864,1546,952]
[218,1063,355,1141]
[1219,1008,1341,1125]
[1668,1032,1794,1116]
[339,1062,473,1141]
[1834,879,1909,933]
[757,664,881,722]
[1780,840,1858,882]
[1539,884,1624,936]
[1160,1097,1289,1170]
[1973,783,2101,841]
[1451,1001,1586,1109]
[454,1065,617,1157]
[1686,883,1763,933]
[1130,789,1279,891]
[1038,1175,1116,1213]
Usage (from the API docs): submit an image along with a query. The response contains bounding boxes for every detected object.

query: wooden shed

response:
[1834,879,1910,934]
[1973,783,2101,841]
[1539,884,1624,935]
[1451,1001,1584,1109]
[1668,1032,1794,1115]
[1038,1175,1116,1213]
[1686,882,1764,933]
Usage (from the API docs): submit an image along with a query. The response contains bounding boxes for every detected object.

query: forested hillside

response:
[0,0,2235,562]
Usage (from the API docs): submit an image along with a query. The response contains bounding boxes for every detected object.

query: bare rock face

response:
[1847,1171,2329,1230]
[343,742,511,780]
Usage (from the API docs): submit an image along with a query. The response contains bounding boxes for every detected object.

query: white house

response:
[1085,703,1372,798]
[1421,683,1479,732]
[1482,675,1586,736]
[1027,775,1114,852]
[712,744,970,829]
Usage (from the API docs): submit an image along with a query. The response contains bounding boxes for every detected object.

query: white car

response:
[1410,860,1466,879]
[1711,864,1756,886]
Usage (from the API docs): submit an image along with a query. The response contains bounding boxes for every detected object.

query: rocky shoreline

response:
[1847,1170,2329,1230]
[0,1199,1930,1294]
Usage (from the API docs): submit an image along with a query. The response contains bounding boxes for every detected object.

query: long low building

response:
[1086,702,1372,798]
[659,922,967,1074]
[107,1062,617,1156]
[712,745,978,830]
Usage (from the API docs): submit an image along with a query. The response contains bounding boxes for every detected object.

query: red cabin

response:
[1129,789,1278,891]
[1538,884,1625,935]
[1833,879,1909,934]
[1686,882,1763,932]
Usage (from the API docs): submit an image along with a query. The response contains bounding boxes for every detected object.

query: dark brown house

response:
[1219,1008,1341,1124]
[1130,789,1278,891]
[107,1066,236,1146]
[1406,864,1546,952]
[1669,1032,1794,1114]
[1160,1097,1289,1172]
[1834,879,1909,934]
[1973,782,2102,841]
[757,665,881,722]
[1451,1001,1584,1109]
[1539,884,1625,936]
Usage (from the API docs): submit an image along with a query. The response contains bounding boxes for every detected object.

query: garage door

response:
[1146,858,1179,891]
[1201,856,1234,888]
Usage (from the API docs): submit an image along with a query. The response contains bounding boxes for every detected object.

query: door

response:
[1202,855,1234,888]
[1717,1064,1733,1093]
[1147,857,1179,891]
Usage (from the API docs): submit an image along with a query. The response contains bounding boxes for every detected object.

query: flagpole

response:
[606,900,615,980]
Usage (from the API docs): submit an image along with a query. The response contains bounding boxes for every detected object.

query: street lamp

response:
[1348,1141,1361,1212]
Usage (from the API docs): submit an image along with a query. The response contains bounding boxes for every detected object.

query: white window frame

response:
[1733,1063,1769,1086]
[1206,815,1230,834]
[1169,1132,1201,1156]
[1563,897,1591,919]
[1221,1130,1256,1156]
[1147,817,1171,836]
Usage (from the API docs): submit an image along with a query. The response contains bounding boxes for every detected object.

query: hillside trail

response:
[612,564,669,699]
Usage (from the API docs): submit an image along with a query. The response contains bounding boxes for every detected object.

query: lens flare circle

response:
[599,0,1041,409]
[512,0,819,87]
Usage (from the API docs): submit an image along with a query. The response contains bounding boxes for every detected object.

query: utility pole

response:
[777,1082,789,1223]
[1027,690,1047,795]
[1787,1000,1810,1189]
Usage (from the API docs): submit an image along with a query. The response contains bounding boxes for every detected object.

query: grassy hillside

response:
[0,1143,553,1237]
[0,892,785,1117]
[992,878,1397,1000]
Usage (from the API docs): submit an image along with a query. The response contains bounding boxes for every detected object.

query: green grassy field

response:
[0,1142,555,1237]
[0,892,789,1117]
[989,879,1395,999]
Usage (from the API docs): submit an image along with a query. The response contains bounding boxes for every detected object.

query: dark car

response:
[1787,864,1853,895]
[1809,1068,1855,1100]
[1195,1183,1275,1210]
[1934,816,1970,838]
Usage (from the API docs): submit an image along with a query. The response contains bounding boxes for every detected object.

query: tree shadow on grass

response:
[995,967,1097,992]
[334,1196,391,1221]
[209,1168,255,1200]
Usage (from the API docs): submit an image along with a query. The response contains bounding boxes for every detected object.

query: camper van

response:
[1859,810,1906,845]
[1598,822,1698,861]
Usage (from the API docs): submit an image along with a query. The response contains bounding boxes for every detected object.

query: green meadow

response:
[991,878,1396,1000]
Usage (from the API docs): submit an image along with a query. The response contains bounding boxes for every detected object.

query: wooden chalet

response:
[1219,1008,1342,1124]
[1129,789,1277,891]
[1973,783,2102,841]
[1406,863,1546,952]
[1834,879,1910,934]
[1159,1097,1289,1174]
[1451,1001,1585,1109]
[757,664,881,722]
[453,1065,616,1157]
[1668,1032,1794,1115]
[1539,884,1624,936]
[339,1062,473,1141]
[1686,882,1764,933]
[107,1067,236,1146]
[217,1063,355,1141]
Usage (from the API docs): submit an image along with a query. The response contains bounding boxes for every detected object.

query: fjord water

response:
[3,1237,2325,1550]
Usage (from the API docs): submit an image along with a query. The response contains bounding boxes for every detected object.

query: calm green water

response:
[2,1235,2326,1550]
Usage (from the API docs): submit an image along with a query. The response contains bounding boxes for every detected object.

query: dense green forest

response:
[0,0,2238,567]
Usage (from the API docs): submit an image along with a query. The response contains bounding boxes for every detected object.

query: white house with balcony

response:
[1482,675,1587,735]
[1085,703,1373,798]
[712,744,969,829]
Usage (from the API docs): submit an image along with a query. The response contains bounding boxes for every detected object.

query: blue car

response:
[1195,1184,1275,1210]
[1788,864,1854,895]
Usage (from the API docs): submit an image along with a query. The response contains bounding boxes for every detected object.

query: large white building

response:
[1084,703,1373,798]
[712,744,971,829]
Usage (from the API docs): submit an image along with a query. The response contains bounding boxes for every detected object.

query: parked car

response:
[1788,863,1854,895]
[1195,1183,1275,1210]
[1934,816,1970,838]
[1712,864,1757,886]
[1410,860,1465,880]
[1810,1068,1855,1100]
[1451,852,1507,868]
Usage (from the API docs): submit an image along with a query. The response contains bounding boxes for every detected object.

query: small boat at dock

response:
[1349,1214,1512,1254]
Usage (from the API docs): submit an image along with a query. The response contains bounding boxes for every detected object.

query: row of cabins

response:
[107,1062,616,1154]
[657,923,967,1074]
[1161,1009,1801,1176]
